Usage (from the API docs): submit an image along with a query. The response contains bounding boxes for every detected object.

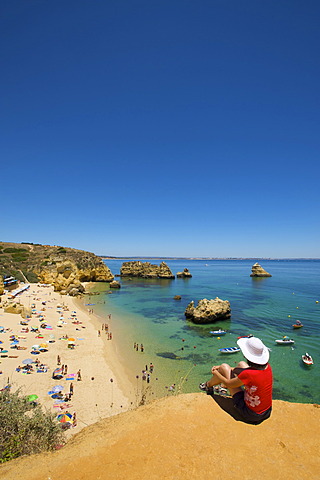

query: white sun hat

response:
[236,336,269,365]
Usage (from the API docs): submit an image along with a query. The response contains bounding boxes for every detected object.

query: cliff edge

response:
[0,242,114,295]
[0,394,318,480]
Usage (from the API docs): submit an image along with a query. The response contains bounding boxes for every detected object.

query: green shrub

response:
[23,271,39,283]
[3,248,28,254]
[0,389,65,463]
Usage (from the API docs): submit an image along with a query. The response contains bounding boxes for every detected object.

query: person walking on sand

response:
[57,355,61,365]
[69,382,74,396]
[199,336,272,425]
[77,369,82,381]
[72,412,77,427]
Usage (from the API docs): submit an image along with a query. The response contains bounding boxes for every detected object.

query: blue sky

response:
[1,0,319,257]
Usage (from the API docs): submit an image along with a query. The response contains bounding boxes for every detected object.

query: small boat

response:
[219,347,240,354]
[210,329,227,336]
[292,322,303,329]
[302,353,313,365]
[237,334,253,339]
[275,336,295,345]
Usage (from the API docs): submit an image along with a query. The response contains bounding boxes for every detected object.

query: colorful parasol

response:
[57,412,72,423]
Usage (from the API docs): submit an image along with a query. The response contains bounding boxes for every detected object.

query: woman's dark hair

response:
[246,359,268,370]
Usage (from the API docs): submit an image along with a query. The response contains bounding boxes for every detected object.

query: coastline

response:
[0,283,132,438]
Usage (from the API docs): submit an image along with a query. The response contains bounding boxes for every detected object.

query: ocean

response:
[83,259,320,404]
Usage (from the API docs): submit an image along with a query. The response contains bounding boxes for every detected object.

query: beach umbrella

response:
[27,394,38,402]
[57,412,72,423]
[32,344,40,350]
[22,358,33,364]
[40,343,48,349]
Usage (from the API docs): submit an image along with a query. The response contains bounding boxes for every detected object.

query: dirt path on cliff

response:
[0,394,319,480]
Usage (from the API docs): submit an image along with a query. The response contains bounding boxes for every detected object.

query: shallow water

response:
[84,259,320,404]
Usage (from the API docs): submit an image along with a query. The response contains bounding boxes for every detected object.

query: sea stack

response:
[185,297,231,324]
[176,268,192,278]
[250,262,272,277]
[120,261,175,279]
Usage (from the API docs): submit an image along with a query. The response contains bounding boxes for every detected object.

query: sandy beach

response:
[0,283,133,437]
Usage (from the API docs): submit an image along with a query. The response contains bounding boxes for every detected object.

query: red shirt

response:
[238,364,273,414]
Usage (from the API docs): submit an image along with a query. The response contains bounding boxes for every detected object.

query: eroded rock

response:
[185,297,231,324]
[177,268,192,278]
[120,261,175,279]
[250,263,272,277]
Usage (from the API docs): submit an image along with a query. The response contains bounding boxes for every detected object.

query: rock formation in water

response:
[250,262,272,277]
[109,280,121,289]
[0,241,114,296]
[176,268,192,278]
[120,261,175,279]
[185,297,231,324]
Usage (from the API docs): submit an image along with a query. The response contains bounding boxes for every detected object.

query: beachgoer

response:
[70,382,74,395]
[140,344,144,353]
[199,336,272,424]
[77,369,82,381]
[72,412,77,427]
[57,355,61,365]
[150,363,154,373]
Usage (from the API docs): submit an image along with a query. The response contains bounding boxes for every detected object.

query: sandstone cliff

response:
[0,276,4,296]
[0,242,114,295]
[0,395,318,480]
[185,297,231,324]
[120,261,175,279]
[250,262,272,277]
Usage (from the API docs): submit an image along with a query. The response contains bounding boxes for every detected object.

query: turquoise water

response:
[86,259,320,404]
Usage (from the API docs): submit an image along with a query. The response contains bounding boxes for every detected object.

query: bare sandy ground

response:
[0,393,319,480]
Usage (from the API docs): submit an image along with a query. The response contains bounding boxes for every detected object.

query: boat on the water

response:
[292,321,303,329]
[275,336,295,345]
[302,353,313,365]
[237,334,253,339]
[219,347,240,354]
[210,329,227,336]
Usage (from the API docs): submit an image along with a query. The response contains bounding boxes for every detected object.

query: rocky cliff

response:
[185,297,231,324]
[2,395,317,480]
[250,262,272,277]
[120,261,175,279]
[0,242,114,295]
